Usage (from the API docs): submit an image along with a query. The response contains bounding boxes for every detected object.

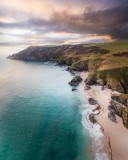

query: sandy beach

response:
[80,72,128,160]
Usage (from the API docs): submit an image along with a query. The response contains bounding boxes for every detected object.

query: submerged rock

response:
[69,76,82,86]
[72,88,77,91]
[88,98,98,105]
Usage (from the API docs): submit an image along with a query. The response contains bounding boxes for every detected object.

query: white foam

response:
[81,104,109,160]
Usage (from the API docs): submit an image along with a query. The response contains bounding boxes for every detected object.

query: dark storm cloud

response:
[54,0,127,8]
[0,4,128,40]
[0,0,128,46]
[26,4,128,39]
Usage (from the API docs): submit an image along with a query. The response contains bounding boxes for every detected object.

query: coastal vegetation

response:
[8,40,128,94]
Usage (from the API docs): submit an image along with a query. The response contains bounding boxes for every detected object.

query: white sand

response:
[80,72,128,160]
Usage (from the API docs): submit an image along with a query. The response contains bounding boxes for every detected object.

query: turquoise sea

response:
[0,47,92,160]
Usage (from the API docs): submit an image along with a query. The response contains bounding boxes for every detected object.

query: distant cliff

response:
[8,41,128,94]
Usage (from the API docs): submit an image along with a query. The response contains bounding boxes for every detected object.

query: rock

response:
[88,98,98,105]
[108,111,117,123]
[110,94,128,128]
[66,66,75,74]
[66,66,72,71]
[89,113,97,124]
[86,79,96,86]
[92,105,101,112]
[69,76,82,86]
[72,88,77,91]
[110,99,124,117]
[111,94,128,107]
[122,107,128,128]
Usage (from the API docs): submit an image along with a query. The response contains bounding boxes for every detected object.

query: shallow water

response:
[0,48,91,160]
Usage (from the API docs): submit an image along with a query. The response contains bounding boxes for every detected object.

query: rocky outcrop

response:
[71,60,88,71]
[122,107,128,128]
[85,78,97,86]
[113,52,128,58]
[111,94,128,106]
[66,66,75,74]
[69,76,82,86]
[98,67,128,94]
[89,113,97,124]
[109,94,128,128]
[110,99,124,117]
[108,105,117,123]
[88,98,98,105]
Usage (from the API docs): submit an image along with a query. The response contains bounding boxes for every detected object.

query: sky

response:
[0,0,128,47]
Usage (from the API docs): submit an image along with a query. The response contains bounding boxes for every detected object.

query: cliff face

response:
[8,41,128,94]
[8,46,66,61]
[8,45,109,62]
[110,94,128,128]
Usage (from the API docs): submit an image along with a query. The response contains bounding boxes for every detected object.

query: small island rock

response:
[69,76,82,86]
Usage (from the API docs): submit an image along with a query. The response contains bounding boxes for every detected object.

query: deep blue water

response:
[0,48,91,160]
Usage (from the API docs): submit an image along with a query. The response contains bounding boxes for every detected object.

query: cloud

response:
[25,4,128,39]
[0,0,128,46]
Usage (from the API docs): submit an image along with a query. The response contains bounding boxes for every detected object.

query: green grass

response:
[84,40,128,54]
[12,40,128,93]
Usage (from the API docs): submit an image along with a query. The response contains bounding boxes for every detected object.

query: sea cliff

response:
[8,41,128,94]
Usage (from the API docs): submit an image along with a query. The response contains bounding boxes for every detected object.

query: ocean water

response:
[0,47,92,160]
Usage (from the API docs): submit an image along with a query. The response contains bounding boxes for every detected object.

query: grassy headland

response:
[8,40,128,94]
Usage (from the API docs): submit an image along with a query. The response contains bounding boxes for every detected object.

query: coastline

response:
[80,72,128,160]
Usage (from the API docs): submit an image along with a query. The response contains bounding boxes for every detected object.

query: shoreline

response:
[80,72,110,160]
[80,71,128,160]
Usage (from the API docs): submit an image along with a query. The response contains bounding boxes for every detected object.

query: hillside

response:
[8,40,128,94]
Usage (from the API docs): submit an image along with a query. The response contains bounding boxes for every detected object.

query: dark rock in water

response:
[108,111,117,123]
[66,66,72,71]
[72,88,77,91]
[89,113,97,124]
[88,98,98,105]
[69,76,82,86]
[66,67,75,74]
